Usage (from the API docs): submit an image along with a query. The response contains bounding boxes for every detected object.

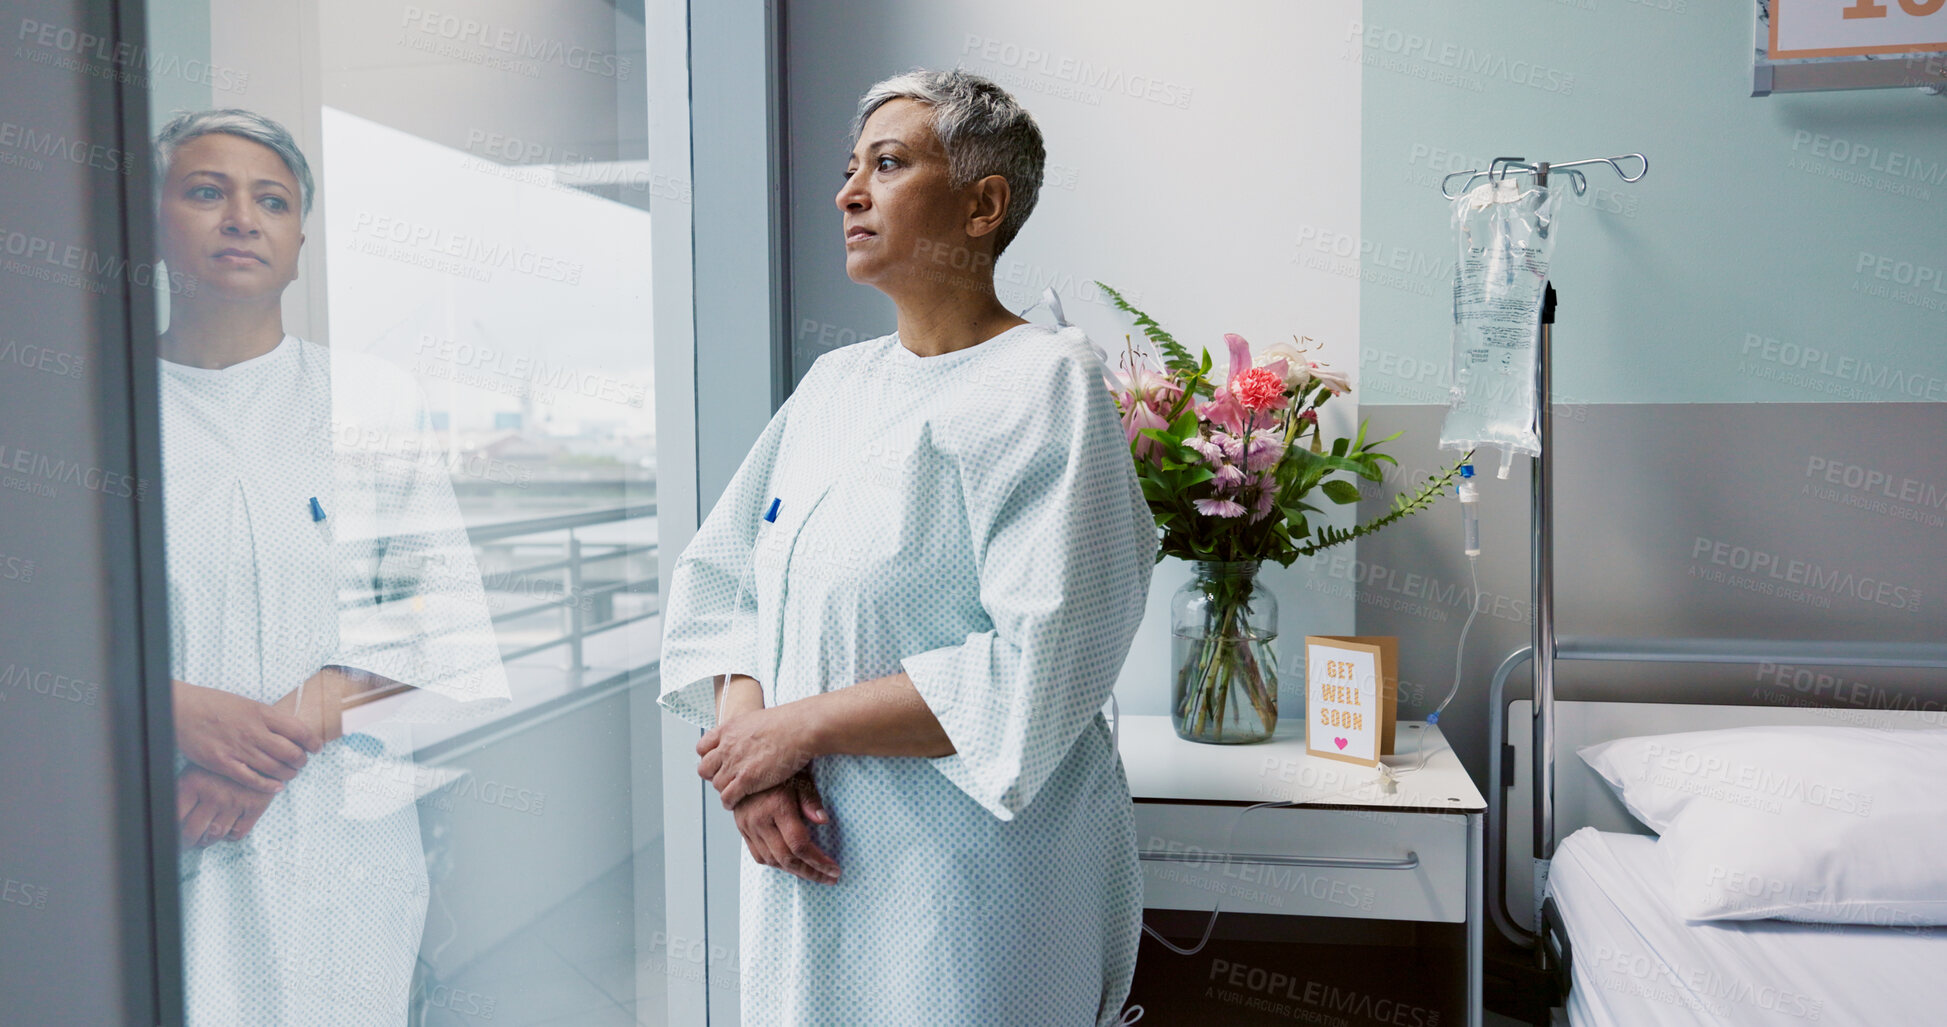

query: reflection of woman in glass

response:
[154,109,507,1025]
[659,70,1156,1025]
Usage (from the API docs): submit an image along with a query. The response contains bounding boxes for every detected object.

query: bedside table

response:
[1116,713,1488,1027]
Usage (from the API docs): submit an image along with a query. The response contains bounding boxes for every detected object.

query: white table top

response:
[1115,713,1487,813]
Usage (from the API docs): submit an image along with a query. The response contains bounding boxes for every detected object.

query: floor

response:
[412,856,1545,1027]
[415,854,646,1026]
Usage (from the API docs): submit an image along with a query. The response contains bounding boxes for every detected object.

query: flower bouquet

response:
[1096,283,1465,743]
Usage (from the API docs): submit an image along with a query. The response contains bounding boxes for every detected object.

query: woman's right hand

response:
[172,680,324,793]
[733,770,840,885]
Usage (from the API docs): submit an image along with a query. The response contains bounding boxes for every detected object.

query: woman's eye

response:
[262,195,287,212]
[877,156,897,171]
[189,185,220,201]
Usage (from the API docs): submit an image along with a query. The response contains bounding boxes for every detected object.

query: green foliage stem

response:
[1294,457,1471,558]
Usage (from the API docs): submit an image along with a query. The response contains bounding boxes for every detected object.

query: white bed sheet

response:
[1548,827,1947,1026]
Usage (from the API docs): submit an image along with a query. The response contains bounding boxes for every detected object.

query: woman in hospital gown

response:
[154,109,507,1024]
[659,70,1157,1026]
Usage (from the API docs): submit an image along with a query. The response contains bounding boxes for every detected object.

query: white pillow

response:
[1579,726,1947,928]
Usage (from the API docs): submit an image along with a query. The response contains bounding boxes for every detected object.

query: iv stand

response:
[1532,277,1558,911]
[1440,154,1647,200]
[1437,151,1644,957]
[1532,159,1561,867]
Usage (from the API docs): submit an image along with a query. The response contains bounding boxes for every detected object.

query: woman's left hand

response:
[177,766,278,847]
[697,705,815,810]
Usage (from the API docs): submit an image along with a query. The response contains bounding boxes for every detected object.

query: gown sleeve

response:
[656,387,800,731]
[328,352,511,723]
[900,330,1158,821]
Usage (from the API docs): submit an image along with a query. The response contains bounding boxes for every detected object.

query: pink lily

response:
[1197,333,1261,434]
[1118,364,1183,463]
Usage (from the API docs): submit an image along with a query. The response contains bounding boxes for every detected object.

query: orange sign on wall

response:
[1771,0,1947,60]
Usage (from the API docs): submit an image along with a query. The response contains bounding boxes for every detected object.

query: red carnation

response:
[1234,366,1288,412]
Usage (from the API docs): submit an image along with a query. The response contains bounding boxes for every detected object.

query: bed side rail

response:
[1486,635,1947,952]
[1537,895,1572,1006]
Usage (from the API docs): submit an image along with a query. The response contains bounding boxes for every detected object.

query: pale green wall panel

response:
[1359,0,1947,406]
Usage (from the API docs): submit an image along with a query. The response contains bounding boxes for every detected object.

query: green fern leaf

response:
[1292,457,1470,558]
[1095,282,1210,393]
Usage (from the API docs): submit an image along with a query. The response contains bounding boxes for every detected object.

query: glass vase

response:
[1170,560,1279,744]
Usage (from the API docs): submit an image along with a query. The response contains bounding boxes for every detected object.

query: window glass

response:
[143,2,676,1022]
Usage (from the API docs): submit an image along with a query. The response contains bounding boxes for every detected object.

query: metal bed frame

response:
[1484,637,1947,954]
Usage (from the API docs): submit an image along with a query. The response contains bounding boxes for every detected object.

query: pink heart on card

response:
[1334,737,1348,750]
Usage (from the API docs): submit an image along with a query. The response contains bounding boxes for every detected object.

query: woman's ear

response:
[965,173,1011,239]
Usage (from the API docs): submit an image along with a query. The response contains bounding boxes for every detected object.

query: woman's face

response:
[156,132,304,304]
[835,98,1006,290]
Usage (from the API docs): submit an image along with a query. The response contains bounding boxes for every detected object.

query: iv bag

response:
[1438,177,1564,477]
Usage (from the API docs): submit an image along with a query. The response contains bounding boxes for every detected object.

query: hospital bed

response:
[1487,642,1947,1026]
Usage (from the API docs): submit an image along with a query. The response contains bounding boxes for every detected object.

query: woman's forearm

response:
[795,672,955,759]
[716,673,765,722]
[272,666,395,744]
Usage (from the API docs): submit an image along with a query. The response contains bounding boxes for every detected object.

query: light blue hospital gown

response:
[161,335,509,1025]
[659,323,1158,1026]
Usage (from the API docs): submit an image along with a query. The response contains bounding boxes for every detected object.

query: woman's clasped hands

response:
[698,678,840,885]
[172,679,324,848]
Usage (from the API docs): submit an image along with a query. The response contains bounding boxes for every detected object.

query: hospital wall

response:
[1349,0,1947,785]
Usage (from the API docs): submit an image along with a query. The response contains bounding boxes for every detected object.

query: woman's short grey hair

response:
[153,108,315,221]
[849,68,1044,259]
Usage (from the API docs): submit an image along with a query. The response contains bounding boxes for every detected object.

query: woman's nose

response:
[835,173,868,211]
[223,199,260,236]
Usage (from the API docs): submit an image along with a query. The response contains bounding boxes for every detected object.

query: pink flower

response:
[1210,431,1246,464]
[1211,463,1245,491]
[1222,333,1254,385]
[1244,428,1285,472]
[1185,436,1224,463]
[1247,479,1280,523]
[1122,399,1171,463]
[1193,497,1248,518]
[1199,384,1249,436]
[1198,333,1260,434]
[1117,365,1183,463]
[1234,366,1288,412]
[1124,364,1183,408]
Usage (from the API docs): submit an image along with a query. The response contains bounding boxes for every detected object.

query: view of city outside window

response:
[144,1,672,1023]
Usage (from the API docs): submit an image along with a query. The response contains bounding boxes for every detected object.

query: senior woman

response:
[658,69,1157,1025]
[152,108,507,1024]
